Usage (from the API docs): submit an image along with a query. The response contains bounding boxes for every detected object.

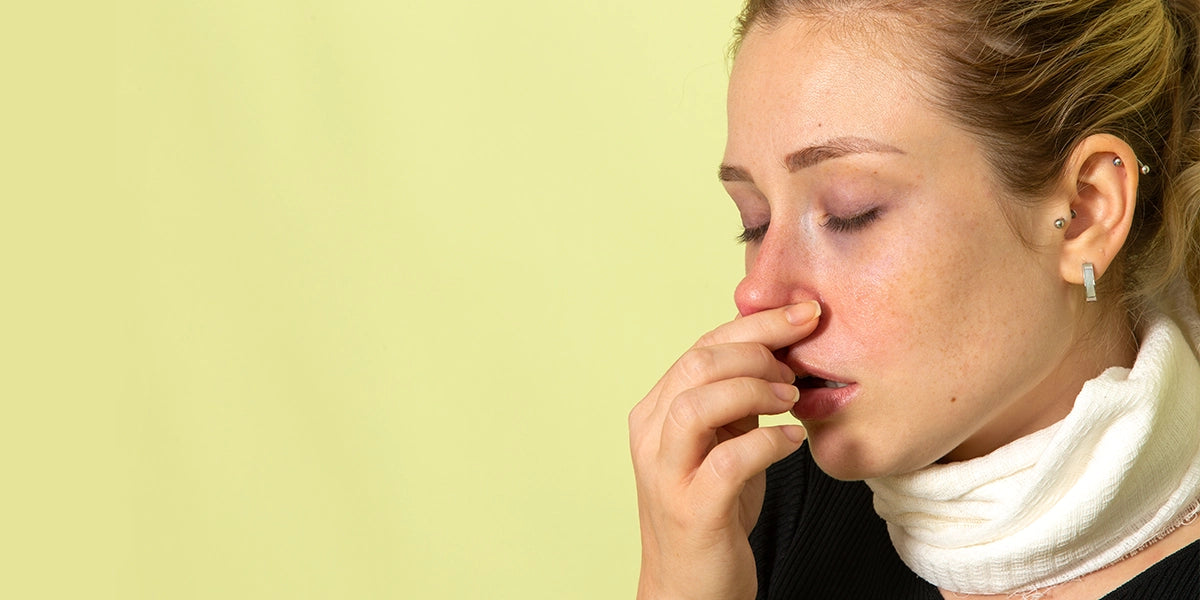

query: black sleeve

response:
[748,442,941,600]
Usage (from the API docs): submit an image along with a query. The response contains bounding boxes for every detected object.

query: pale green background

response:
[4,1,754,598]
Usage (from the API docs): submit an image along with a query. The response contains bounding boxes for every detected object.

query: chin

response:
[805,424,925,481]
[811,454,889,481]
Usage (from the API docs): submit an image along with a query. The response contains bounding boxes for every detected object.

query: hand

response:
[629,301,822,600]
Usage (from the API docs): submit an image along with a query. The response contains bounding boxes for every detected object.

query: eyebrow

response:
[718,136,905,183]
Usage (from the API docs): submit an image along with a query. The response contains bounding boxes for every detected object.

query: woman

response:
[629,1,1200,598]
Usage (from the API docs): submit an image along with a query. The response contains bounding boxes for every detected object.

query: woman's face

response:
[725,17,1082,480]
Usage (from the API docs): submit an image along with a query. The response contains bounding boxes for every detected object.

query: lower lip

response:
[791,383,858,421]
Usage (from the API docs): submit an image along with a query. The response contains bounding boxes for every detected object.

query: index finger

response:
[694,300,822,351]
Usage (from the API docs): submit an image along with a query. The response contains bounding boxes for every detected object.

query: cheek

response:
[802,253,909,374]
[821,249,928,369]
[819,216,1018,381]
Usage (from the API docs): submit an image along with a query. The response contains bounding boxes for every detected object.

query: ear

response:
[1057,134,1139,287]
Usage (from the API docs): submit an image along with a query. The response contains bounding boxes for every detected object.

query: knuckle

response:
[676,347,718,383]
[693,323,727,349]
[628,400,648,430]
[752,343,777,366]
[665,390,705,433]
[705,444,746,483]
[628,407,658,457]
[694,331,718,349]
[629,433,654,466]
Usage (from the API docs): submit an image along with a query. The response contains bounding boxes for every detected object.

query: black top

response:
[749,442,1200,599]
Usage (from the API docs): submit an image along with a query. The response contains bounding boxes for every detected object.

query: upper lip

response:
[786,359,853,385]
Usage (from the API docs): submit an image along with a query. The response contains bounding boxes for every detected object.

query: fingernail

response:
[782,425,806,443]
[785,300,821,325]
[771,382,800,403]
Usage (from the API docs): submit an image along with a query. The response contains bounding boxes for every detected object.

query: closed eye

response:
[822,207,882,233]
[737,222,769,244]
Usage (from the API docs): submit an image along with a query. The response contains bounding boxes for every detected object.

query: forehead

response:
[725,18,934,161]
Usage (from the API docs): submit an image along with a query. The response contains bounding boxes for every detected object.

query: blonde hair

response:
[732,0,1200,313]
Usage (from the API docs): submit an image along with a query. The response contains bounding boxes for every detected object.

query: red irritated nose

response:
[734,263,818,317]
[734,221,818,316]
[735,278,779,317]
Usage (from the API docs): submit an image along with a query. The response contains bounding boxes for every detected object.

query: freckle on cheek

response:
[950,397,957,403]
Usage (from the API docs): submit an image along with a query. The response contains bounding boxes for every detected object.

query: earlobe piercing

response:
[1113,157,1123,167]
[1083,262,1098,302]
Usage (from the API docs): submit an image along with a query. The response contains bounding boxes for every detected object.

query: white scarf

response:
[865,285,1200,595]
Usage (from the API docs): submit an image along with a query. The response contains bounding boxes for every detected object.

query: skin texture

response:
[723,18,1136,480]
[629,14,1155,600]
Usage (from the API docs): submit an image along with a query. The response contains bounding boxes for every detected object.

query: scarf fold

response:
[865,285,1200,595]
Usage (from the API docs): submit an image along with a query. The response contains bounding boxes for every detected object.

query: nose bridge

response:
[735,226,815,316]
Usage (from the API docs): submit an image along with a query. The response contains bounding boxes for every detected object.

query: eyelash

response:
[737,223,770,244]
[822,207,882,233]
[737,207,882,244]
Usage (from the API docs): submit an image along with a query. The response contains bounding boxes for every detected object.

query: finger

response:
[642,341,796,423]
[690,425,807,518]
[668,341,796,394]
[659,377,799,477]
[636,300,819,425]
[694,300,821,351]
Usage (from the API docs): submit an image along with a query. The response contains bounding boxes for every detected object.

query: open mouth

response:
[795,375,851,389]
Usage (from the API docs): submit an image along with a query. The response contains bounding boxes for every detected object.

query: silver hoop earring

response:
[1083,262,1098,302]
